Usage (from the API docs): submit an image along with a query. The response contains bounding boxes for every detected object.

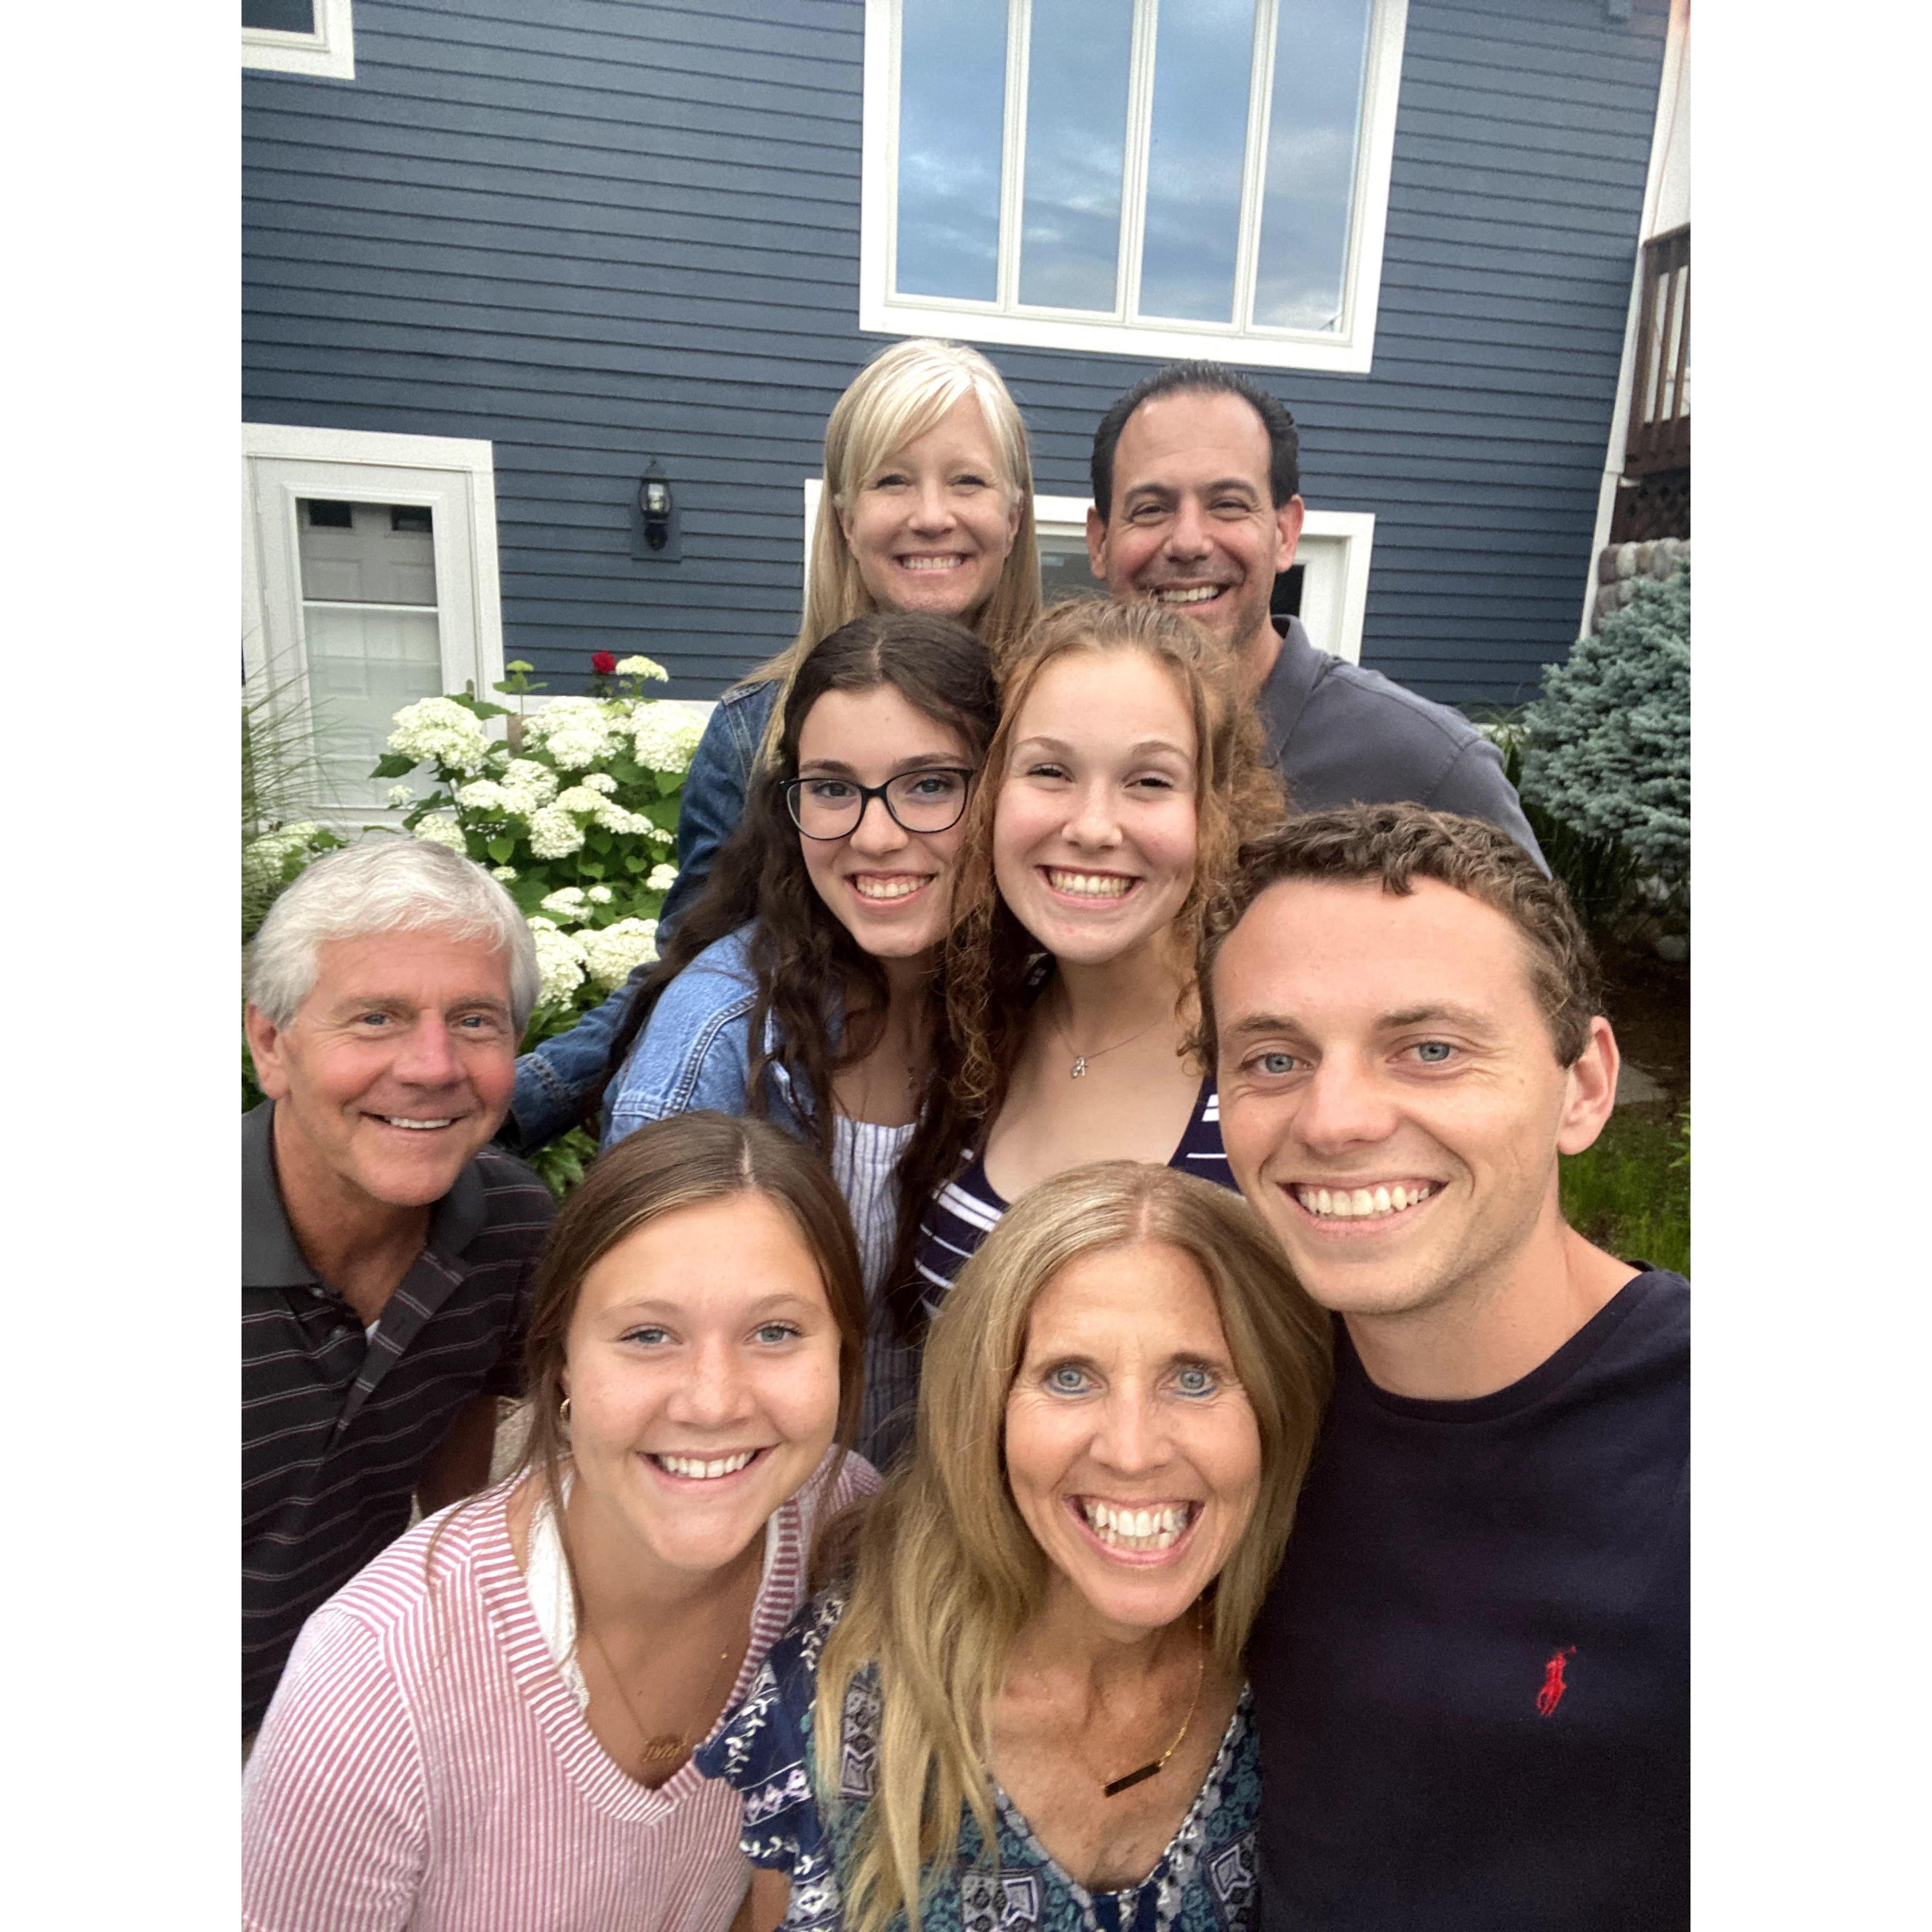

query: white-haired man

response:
[242,840,553,1734]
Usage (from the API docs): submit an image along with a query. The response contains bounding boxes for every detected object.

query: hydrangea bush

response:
[1520,568,1690,915]
[376,657,702,1045]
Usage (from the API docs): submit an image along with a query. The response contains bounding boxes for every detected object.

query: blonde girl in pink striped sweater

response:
[242,1113,881,1932]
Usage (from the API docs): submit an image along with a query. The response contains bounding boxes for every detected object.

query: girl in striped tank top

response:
[895,601,1287,1434]
[242,1114,880,1932]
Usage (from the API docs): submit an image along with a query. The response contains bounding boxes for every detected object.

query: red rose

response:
[591,652,617,675]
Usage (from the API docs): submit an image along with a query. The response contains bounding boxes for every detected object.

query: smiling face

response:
[991,647,1199,969]
[560,1191,843,1580]
[794,682,977,961]
[1087,391,1303,677]
[839,394,1022,623]
[1213,875,1617,1323]
[1004,1240,1261,1638]
[245,927,519,1217]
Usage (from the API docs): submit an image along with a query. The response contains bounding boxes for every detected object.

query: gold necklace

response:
[580,1612,741,1770]
[1052,1000,1164,1080]
[1101,1608,1207,1798]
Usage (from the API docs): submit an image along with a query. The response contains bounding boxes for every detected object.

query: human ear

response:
[1273,494,1306,574]
[1085,504,1109,583]
[1555,1015,1620,1157]
[243,1003,292,1101]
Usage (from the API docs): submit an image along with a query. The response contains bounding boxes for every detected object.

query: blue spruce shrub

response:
[1521,566,1690,907]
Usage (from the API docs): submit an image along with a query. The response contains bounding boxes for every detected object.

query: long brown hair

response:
[596,611,1000,1155]
[423,1113,869,1592]
[884,598,1286,1334]
[817,1161,1334,1932]
[517,1113,870,1539]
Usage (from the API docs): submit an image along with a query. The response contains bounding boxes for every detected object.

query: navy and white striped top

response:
[911,1076,1237,1316]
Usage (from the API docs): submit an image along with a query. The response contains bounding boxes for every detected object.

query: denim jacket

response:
[601,923,811,1150]
[506,678,780,1152]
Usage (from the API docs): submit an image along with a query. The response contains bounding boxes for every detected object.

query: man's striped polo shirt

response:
[241,1100,554,1731]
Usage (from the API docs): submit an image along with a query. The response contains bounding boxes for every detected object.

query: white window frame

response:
[243,0,355,80]
[243,424,505,829]
[802,480,1373,665]
[859,0,1408,376]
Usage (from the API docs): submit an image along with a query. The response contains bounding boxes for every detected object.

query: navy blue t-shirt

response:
[1253,1268,1690,1932]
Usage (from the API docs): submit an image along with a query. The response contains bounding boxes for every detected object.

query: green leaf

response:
[370,753,418,779]
[656,770,686,797]
[487,836,515,864]
[587,825,613,854]
[622,852,648,874]
[580,860,605,880]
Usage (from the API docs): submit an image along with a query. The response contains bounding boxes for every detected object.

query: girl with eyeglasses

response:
[594,611,999,1464]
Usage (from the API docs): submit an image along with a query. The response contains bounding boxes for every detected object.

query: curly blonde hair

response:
[944,598,1285,1118]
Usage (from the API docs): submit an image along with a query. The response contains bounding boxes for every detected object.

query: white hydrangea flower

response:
[581,918,659,989]
[631,706,704,777]
[586,884,614,904]
[385,785,416,809]
[454,779,512,815]
[528,921,588,1010]
[500,765,560,817]
[387,697,490,774]
[527,805,587,859]
[579,772,618,795]
[412,814,468,853]
[491,865,518,882]
[616,655,670,682]
[647,862,678,893]
[553,785,608,816]
[592,800,656,837]
[539,886,588,918]
[524,698,619,772]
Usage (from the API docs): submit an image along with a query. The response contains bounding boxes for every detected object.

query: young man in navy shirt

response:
[1202,804,1689,1932]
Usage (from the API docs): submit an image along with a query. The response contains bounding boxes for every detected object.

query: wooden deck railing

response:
[1624,224,1690,475]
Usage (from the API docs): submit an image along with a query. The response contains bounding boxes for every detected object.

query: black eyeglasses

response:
[782,767,977,840]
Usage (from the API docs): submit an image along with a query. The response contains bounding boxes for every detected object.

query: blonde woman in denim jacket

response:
[509,339,1041,1154]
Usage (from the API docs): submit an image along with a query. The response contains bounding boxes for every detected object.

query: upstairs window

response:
[242,0,355,79]
[861,0,1409,374]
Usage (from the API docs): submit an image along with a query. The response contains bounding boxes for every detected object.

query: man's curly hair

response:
[1194,803,1605,1069]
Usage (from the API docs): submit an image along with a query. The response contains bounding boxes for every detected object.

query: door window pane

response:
[897,0,1009,301]
[1252,0,1374,332]
[242,0,317,31]
[1036,529,1104,603]
[298,500,443,806]
[1138,0,1256,324]
[1016,0,1134,312]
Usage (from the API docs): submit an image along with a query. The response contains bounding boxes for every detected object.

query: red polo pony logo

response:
[1536,1646,1577,1716]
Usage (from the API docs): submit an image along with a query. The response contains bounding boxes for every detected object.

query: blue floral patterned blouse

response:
[695,1594,1261,1932]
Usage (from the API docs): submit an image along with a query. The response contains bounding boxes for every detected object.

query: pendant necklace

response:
[1053,999,1164,1080]
[581,1611,742,1771]
[1101,1607,1206,1798]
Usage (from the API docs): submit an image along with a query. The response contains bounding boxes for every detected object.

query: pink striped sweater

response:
[242,1449,878,1932]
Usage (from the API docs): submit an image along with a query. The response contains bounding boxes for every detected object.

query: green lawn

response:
[1561,1107,1690,1277]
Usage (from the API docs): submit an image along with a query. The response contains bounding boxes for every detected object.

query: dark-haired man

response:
[1202,803,1688,1931]
[1088,362,1545,865]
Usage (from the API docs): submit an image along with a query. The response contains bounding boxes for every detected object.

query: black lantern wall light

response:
[632,460,681,562]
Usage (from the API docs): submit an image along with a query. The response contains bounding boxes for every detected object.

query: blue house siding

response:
[243,0,1668,709]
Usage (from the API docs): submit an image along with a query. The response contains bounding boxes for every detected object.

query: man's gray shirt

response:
[1261,618,1547,871]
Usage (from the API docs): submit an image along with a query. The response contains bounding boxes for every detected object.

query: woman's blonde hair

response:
[939,594,1285,1115]
[750,338,1042,762]
[814,1161,1333,1932]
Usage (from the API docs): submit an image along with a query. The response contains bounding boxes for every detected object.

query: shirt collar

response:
[242,1097,488,1286]
[1258,614,1322,768]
